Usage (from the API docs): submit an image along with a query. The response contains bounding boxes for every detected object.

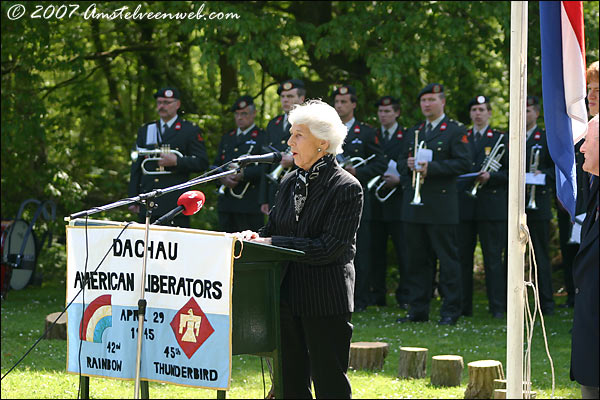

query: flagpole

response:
[507,2,527,399]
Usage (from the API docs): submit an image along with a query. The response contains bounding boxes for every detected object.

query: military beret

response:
[277,79,305,95]
[375,96,398,107]
[467,95,490,110]
[331,85,356,97]
[527,96,540,106]
[154,87,180,99]
[231,95,254,112]
[417,83,444,100]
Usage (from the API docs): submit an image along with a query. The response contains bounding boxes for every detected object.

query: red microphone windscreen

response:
[177,191,205,216]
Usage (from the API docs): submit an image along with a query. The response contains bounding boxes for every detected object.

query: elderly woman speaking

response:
[240,99,363,398]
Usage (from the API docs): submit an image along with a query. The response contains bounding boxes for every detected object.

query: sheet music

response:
[568,213,587,244]
[525,172,546,185]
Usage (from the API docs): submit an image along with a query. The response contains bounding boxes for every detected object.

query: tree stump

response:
[349,342,389,370]
[398,347,428,379]
[430,355,464,387]
[44,312,67,340]
[464,360,504,399]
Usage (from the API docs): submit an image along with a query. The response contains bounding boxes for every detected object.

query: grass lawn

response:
[1,277,580,398]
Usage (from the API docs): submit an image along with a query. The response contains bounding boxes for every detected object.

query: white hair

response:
[288,99,347,155]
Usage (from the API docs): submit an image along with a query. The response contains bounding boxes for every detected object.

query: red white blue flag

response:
[540,1,587,220]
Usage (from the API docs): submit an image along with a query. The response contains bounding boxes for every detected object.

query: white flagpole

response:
[507,2,527,399]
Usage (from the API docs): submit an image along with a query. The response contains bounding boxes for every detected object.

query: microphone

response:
[232,152,283,166]
[153,191,205,226]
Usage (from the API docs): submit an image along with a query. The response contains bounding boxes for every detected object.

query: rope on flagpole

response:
[521,222,556,399]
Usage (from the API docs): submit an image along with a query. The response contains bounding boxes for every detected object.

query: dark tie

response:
[383,130,390,143]
[474,131,482,143]
[163,123,168,133]
[425,123,433,139]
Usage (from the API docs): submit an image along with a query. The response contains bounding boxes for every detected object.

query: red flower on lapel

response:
[175,122,181,131]
[197,134,204,142]
[251,130,258,138]
[534,132,541,140]
[354,125,361,133]
[440,123,447,131]
[275,116,282,125]
[486,129,493,138]
[397,132,403,139]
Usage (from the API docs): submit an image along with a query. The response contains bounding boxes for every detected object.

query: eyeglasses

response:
[157,100,178,106]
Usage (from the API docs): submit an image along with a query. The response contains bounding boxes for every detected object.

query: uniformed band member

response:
[396,83,470,325]
[214,95,266,233]
[260,79,306,215]
[333,85,387,311]
[458,95,509,319]
[524,95,556,315]
[368,96,409,307]
[128,86,208,227]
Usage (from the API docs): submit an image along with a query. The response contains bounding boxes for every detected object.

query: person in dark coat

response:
[239,99,363,399]
[213,95,267,233]
[260,79,306,215]
[396,83,470,326]
[368,95,409,308]
[333,85,387,312]
[128,86,208,227]
[570,60,599,400]
[457,95,508,319]
[523,95,557,315]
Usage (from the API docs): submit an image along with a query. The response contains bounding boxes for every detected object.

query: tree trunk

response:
[348,342,389,371]
[44,312,67,340]
[430,355,464,387]
[398,347,428,379]
[464,360,504,399]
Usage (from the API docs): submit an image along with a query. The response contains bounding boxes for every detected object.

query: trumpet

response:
[266,147,292,183]
[410,138,426,206]
[337,153,376,169]
[368,175,397,203]
[218,145,254,199]
[466,135,505,198]
[131,145,184,175]
[526,147,541,210]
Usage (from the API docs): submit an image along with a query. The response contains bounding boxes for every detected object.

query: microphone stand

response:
[66,165,242,399]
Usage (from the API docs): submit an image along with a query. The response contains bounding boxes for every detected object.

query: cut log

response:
[349,342,389,370]
[430,355,464,387]
[398,347,428,379]
[44,312,67,340]
[464,360,504,399]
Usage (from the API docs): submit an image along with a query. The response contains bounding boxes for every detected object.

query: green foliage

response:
[1,1,599,282]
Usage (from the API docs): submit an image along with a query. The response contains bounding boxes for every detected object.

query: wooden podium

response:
[70,220,303,398]
[219,240,303,399]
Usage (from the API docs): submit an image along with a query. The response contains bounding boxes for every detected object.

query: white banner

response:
[65,222,235,390]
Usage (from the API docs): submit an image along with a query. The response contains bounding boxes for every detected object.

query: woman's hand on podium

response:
[233,230,271,244]
[232,230,271,244]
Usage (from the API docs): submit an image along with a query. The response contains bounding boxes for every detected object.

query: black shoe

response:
[396,314,429,323]
[492,312,504,319]
[438,316,459,325]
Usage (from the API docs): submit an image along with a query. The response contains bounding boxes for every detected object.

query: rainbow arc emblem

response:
[80,294,112,343]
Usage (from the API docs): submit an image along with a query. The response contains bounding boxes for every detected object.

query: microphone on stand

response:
[232,152,283,166]
[153,191,205,226]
